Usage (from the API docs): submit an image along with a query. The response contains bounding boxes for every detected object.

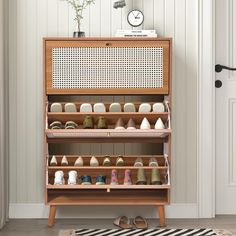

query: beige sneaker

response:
[61,156,68,166]
[140,117,151,129]
[50,103,62,112]
[74,156,83,166]
[154,118,165,129]
[116,156,124,166]
[50,155,58,166]
[115,118,125,130]
[65,103,77,112]
[90,156,99,166]
[134,157,143,167]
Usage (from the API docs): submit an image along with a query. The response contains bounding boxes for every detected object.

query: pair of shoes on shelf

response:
[102,156,124,166]
[115,118,136,130]
[109,103,137,112]
[110,169,132,185]
[50,103,77,112]
[136,168,162,185]
[54,170,78,185]
[139,102,165,113]
[80,103,106,113]
[140,117,165,130]
[114,216,148,229]
[83,116,107,129]
[81,175,106,185]
[134,157,159,167]
[49,121,79,130]
[50,155,68,166]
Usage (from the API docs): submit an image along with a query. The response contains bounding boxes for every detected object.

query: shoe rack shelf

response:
[44,37,172,227]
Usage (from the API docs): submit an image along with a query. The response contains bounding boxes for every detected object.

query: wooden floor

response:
[0,216,236,236]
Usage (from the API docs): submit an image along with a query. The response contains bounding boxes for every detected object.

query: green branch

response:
[63,0,95,32]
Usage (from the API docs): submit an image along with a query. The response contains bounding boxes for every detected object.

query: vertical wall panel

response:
[9,0,198,205]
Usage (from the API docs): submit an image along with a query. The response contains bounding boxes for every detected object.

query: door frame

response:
[197,0,216,217]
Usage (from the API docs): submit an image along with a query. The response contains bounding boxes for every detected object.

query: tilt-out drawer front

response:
[44,38,171,95]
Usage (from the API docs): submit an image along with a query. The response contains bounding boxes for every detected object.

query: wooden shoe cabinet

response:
[44,38,172,227]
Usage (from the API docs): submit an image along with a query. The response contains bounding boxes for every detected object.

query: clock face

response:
[127,10,144,27]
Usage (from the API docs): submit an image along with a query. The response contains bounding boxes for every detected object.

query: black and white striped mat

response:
[73,228,217,236]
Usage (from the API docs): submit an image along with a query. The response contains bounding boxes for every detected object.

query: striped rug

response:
[58,228,233,236]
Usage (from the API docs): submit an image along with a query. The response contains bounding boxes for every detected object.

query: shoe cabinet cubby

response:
[44,38,172,227]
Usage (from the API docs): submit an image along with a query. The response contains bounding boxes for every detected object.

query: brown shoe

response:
[83,116,94,129]
[115,118,125,130]
[126,118,136,130]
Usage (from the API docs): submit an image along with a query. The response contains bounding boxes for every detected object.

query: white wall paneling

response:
[8,0,199,216]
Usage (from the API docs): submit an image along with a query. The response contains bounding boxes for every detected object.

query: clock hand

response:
[132,11,136,18]
[135,12,140,18]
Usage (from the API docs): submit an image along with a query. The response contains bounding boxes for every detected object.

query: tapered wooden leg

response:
[157,205,166,227]
[48,205,56,227]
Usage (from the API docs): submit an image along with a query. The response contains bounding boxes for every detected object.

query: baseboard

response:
[9,203,198,219]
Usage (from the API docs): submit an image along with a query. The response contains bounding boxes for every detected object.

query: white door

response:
[216,0,236,214]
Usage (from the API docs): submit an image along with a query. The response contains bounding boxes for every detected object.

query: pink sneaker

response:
[124,169,132,185]
[110,169,118,185]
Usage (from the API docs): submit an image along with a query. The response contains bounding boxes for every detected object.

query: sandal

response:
[114,216,132,229]
[133,216,148,229]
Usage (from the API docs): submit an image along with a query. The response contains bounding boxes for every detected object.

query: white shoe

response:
[124,103,136,112]
[54,171,65,185]
[61,156,69,166]
[140,117,151,129]
[155,118,165,129]
[74,156,83,166]
[138,103,151,113]
[68,170,78,185]
[109,103,121,112]
[50,103,62,112]
[94,103,106,112]
[50,155,58,166]
[80,103,92,113]
[65,103,77,112]
[90,156,99,166]
[153,103,165,113]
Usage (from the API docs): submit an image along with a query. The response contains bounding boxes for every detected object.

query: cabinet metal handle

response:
[215,64,236,73]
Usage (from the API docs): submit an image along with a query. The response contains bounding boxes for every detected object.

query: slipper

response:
[124,103,136,112]
[50,155,58,166]
[126,118,136,130]
[114,216,133,229]
[50,103,62,112]
[134,157,143,167]
[115,118,125,130]
[65,103,77,112]
[133,216,148,229]
[109,103,122,112]
[80,103,92,113]
[61,156,68,166]
[94,103,106,113]
[138,103,151,113]
[140,117,151,129]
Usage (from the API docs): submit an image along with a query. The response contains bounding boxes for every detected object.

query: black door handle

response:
[215,64,236,72]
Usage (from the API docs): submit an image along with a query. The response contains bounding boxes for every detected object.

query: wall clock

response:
[127,10,144,27]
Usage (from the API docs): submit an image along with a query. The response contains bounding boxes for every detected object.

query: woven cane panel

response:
[52,47,163,89]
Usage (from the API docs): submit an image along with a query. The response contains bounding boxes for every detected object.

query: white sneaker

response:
[68,170,78,185]
[155,118,165,129]
[153,103,165,113]
[74,156,83,166]
[94,103,106,112]
[138,103,151,113]
[54,171,65,185]
[65,103,77,112]
[90,156,99,166]
[50,103,62,112]
[61,156,68,166]
[50,155,58,166]
[124,103,136,112]
[109,103,121,112]
[80,103,92,113]
[140,117,151,129]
